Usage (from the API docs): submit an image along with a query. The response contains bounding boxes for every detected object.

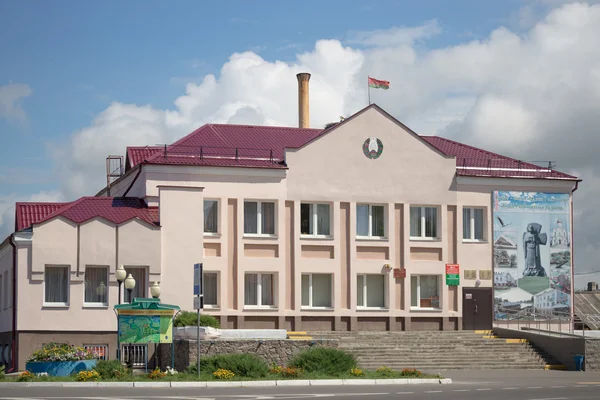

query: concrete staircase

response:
[309,330,564,371]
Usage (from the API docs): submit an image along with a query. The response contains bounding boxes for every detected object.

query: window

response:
[301,203,331,237]
[244,201,276,235]
[244,273,275,307]
[124,267,146,303]
[204,200,219,234]
[463,207,484,241]
[44,266,69,306]
[357,204,385,238]
[203,272,218,307]
[357,274,386,308]
[84,266,109,306]
[411,275,440,309]
[410,206,438,239]
[301,274,333,308]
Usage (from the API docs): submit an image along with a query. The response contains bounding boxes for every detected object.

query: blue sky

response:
[3,0,600,286]
[0,0,527,196]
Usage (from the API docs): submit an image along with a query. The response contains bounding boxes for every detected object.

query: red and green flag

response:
[368,77,390,90]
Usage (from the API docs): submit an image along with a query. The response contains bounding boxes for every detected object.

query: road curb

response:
[0,378,451,387]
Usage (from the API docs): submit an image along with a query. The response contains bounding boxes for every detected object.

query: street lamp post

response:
[124,274,136,304]
[115,265,127,305]
[150,281,161,299]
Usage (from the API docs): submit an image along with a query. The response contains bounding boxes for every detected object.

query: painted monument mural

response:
[493,191,572,319]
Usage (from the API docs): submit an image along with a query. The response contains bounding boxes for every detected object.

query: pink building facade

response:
[0,77,580,370]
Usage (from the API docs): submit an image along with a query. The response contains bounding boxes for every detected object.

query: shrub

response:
[0,365,5,380]
[148,368,167,380]
[94,360,131,380]
[76,370,100,382]
[400,368,422,378]
[187,353,269,378]
[213,368,235,380]
[350,367,364,377]
[173,311,221,329]
[27,342,96,362]
[18,371,34,382]
[288,347,357,376]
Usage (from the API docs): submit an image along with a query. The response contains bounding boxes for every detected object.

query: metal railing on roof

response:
[156,144,281,164]
[456,157,557,173]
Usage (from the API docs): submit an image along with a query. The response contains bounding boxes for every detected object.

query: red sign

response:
[393,268,406,279]
[446,264,460,275]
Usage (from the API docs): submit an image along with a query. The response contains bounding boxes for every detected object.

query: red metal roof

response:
[126,146,162,169]
[421,136,578,180]
[122,108,576,180]
[127,124,323,169]
[16,197,159,231]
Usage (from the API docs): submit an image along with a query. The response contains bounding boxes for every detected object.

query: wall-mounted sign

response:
[446,264,460,286]
[465,293,473,299]
[479,270,492,280]
[464,270,477,280]
[363,137,383,159]
[393,268,406,279]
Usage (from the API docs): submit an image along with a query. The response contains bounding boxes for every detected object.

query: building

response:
[0,73,580,370]
[533,287,569,314]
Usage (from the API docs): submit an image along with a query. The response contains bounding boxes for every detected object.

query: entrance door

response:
[463,287,493,330]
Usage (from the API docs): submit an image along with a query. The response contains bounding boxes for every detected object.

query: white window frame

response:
[300,202,332,239]
[83,266,109,308]
[356,203,386,239]
[410,206,439,240]
[410,275,441,311]
[301,273,334,310]
[463,207,485,242]
[244,273,277,309]
[357,274,387,310]
[203,199,220,236]
[202,271,219,309]
[43,265,70,308]
[243,200,277,237]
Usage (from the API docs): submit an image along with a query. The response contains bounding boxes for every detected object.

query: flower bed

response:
[25,343,98,377]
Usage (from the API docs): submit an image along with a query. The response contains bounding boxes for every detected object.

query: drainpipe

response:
[7,234,16,373]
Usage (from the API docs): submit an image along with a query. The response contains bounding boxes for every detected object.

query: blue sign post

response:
[193,263,203,377]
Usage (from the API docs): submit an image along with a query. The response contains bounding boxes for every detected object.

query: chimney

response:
[296,72,311,128]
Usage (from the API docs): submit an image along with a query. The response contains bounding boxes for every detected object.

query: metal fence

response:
[83,345,108,361]
[121,344,147,369]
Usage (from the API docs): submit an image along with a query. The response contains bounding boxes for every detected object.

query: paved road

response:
[2,370,600,399]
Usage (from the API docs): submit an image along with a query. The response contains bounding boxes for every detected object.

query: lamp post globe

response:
[150,281,161,299]
[124,273,136,304]
[115,265,127,305]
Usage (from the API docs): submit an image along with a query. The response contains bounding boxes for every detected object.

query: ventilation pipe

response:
[296,72,311,128]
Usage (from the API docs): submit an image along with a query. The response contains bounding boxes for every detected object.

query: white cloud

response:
[0,83,32,123]
[27,1,600,286]
[346,19,441,47]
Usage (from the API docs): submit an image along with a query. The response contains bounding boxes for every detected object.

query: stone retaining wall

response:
[158,339,339,372]
[585,339,600,371]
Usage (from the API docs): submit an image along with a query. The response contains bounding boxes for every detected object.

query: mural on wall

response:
[493,191,572,319]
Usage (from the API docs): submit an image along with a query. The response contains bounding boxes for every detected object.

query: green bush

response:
[288,347,357,376]
[186,353,268,378]
[173,311,221,329]
[94,360,131,380]
[0,365,5,380]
